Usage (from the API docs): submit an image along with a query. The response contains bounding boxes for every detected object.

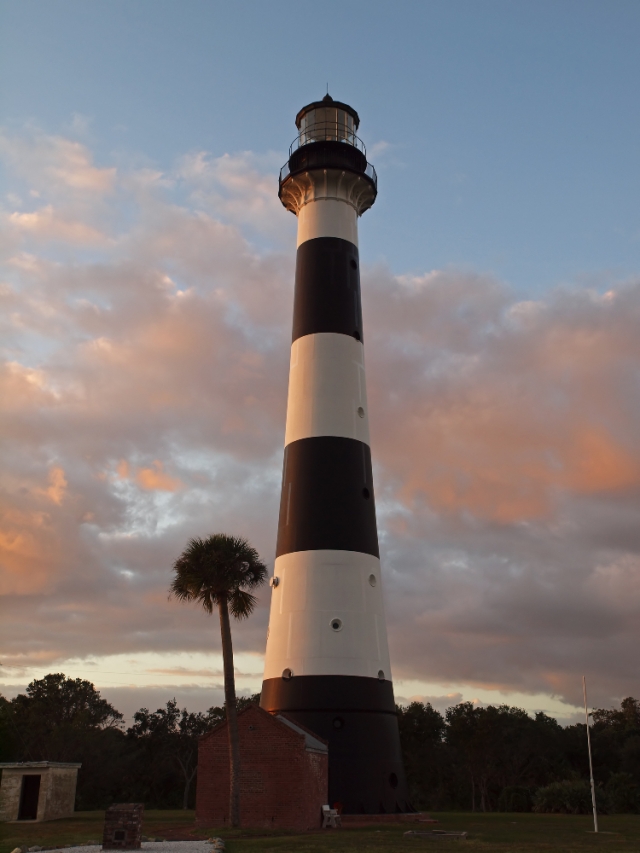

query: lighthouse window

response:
[378,670,385,681]
[362,487,370,499]
[282,668,293,680]
[369,574,377,587]
[353,330,361,341]
[330,618,343,632]
[350,259,358,270]
[333,717,344,729]
[388,772,399,789]
[299,107,355,144]
[357,407,365,418]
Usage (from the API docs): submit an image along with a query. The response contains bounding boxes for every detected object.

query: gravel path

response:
[25,843,221,853]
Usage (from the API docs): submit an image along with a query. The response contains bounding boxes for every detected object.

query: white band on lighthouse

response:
[297,198,359,247]
[263,549,391,681]
[284,332,370,446]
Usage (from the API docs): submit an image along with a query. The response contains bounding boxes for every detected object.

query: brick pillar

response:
[102,803,144,849]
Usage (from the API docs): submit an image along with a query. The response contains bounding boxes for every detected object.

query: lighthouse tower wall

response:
[263,197,390,684]
[261,101,409,813]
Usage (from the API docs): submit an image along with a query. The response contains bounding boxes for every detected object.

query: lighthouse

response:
[260,95,409,814]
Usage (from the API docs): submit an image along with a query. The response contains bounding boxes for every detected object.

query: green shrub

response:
[498,786,533,812]
[606,772,640,813]
[533,779,608,814]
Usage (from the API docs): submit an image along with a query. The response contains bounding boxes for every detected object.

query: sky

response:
[1,0,639,726]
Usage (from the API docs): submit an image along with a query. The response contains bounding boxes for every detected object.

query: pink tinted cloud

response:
[0,129,115,195]
[7,206,109,245]
[365,270,640,522]
[1,126,639,711]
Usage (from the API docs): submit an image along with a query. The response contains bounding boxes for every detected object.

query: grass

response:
[1,810,640,853]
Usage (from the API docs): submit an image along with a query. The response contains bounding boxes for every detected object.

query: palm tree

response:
[169,534,267,828]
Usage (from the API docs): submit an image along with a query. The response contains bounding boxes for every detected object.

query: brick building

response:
[196,704,328,830]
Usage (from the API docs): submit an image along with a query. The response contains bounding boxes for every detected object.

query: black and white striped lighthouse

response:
[260,95,409,814]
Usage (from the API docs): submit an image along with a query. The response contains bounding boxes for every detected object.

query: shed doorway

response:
[18,774,41,820]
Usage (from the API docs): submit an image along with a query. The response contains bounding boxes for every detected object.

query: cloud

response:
[360,270,640,707]
[115,460,183,493]
[176,150,294,244]
[0,129,115,195]
[134,462,183,493]
[7,205,109,245]
[40,467,68,505]
[1,124,639,715]
[395,693,465,714]
[365,270,640,523]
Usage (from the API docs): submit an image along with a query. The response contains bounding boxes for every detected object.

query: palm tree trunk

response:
[219,597,241,828]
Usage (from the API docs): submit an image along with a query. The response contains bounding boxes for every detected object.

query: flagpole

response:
[583,675,598,833]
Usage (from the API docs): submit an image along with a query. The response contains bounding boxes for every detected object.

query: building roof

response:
[0,762,82,769]
[199,703,328,754]
[276,715,328,754]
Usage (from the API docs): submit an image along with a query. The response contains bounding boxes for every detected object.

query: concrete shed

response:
[0,762,81,822]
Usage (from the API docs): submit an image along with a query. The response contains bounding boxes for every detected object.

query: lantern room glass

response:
[299,107,356,146]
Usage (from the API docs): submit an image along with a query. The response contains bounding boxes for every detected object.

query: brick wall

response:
[102,803,144,849]
[196,704,328,831]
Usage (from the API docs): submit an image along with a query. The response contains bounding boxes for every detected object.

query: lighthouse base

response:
[260,674,411,814]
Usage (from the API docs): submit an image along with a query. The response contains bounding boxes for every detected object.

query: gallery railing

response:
[280,123,377,191]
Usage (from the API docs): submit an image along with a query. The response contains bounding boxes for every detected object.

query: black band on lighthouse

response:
[261,674,396,714]
[293,237,363,343]
[262,675,408,815]
[276,435,379,558]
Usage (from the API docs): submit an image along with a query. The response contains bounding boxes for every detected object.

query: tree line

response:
[1,673,639,813]
[397,697,640,813]
[0,672,260,810]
